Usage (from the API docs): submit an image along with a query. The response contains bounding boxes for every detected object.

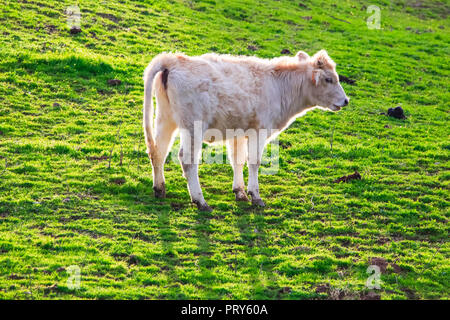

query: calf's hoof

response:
[234,189,249,202]
[193,200,213,212]
[248,190,265,207]
[153,185,166,198]
[251,198,266,207]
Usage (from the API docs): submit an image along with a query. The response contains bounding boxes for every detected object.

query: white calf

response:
[143,50,349,211]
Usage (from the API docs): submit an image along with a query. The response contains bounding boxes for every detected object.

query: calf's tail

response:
[142,56,168,156]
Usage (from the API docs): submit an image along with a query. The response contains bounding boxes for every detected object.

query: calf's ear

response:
[296,51,309,61]
[312,50,335,70]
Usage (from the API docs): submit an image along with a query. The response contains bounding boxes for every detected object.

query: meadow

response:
[0,0,448,299]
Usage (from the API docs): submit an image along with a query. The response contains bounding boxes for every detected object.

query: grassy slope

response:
[0,0,449,299]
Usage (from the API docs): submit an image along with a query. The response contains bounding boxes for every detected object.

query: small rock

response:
[247,45,258,52]
[387,106,406,119]
[281,48,291,55]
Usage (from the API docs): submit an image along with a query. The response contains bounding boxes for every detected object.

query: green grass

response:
[0,0,449,300]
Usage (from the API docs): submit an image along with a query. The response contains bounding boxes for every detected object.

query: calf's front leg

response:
[247,136,265,207]
[227,137,249,202]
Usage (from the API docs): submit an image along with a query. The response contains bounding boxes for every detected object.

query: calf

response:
[143,50,349,211]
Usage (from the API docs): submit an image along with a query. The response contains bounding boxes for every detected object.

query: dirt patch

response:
[69,26,82,34]
[292,246,311,252]
[87,155,108,161]
[279,286,292,295]
[339,74,356,85]
[401,287,419,299]
[89,31,99,40]
[334,171,361,183]
[112,252,128,259]
[171,202,185,211]
[391,263,403,274]
[128,254,139,265]
[315,284,330,294]
[110,177,126,185]
[43,284,59,294]
[298,3,310,9]
[97,12,121,23]
[375,237,390,245]
[406,0,449,19]
[97,89,113,95]
[360,291,381,300]
[45,24,57,34]
[314,284,367,300]
[369,257,388,273]
[107,79,121,86]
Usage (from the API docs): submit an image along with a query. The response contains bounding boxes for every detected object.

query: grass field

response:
[0,0,449,300]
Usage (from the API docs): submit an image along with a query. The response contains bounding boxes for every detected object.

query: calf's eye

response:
[325,78,333,83]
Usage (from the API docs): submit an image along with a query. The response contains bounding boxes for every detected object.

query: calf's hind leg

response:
[150,111,177,198]
[178,128,212,212]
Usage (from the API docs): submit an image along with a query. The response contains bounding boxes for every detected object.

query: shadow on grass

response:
[0,52,128,97]
[234,207,287,299]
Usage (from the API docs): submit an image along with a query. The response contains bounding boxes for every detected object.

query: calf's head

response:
[305,50,349,111]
